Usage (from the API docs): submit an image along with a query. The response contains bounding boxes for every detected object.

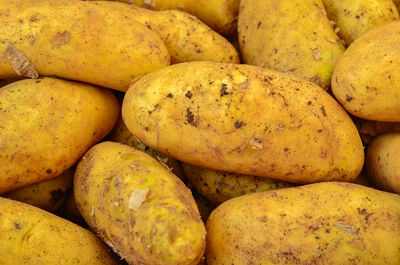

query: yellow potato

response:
[206,182,400,265]
[239,0,344,88]
[182,163,294,204]
[322,0,399,45]
[92,1,239,64]
[332,21,400,122]
[0,0,170,91]
[5,168,73,212]
[122,62,364,184]
[0,77,119,194]
[366,133,400,194]
[0,197,117,264]
[74,142,206,265]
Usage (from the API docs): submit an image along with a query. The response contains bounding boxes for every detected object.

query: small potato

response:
[0,77,119,193]
[0,197,117,264]
[239,0,345,88]
[182,163,293,204]
[206,182,400,265]
[74,142,206,265]
[366,133,400,194]
[321,0,399,45]
[332,21,400,122]
[5,168,73,212]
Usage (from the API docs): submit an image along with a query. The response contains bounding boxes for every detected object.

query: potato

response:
[332,21,400,122]
[0,0,170,91]
[122,62,364,184]
[0,197,117,264]
[182,163,293,204]
[74,142,206,265]
[366,133,400,195]
[0,77,119,194]
[321,0,399,45]
[239,0,344,88]
[355,118,400,144]
[5,168,73,212]
[206,182,400,265]
[92,1,239,64]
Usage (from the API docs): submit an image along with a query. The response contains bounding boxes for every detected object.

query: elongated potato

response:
[6,168,73,212]
[182,163,293,204]
[122,62,364,184]
[0,0,170,91]
[332,21,400,122]
[239,0,345,88]
[206,182,400,265]
[74,142,206,265]
[322,0,399,45]
[366,134,400,194]
[92,1,239,64]
[0,197,117,264]
[0,77,119,194]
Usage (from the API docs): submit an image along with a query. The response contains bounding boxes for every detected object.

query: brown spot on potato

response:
[186,108,198,127]
[46,169,52,174]
[185,90,192,99]
[51,31,71,46]
[346,94,353,102]
[3,43,39,78]
[166,93,173,98]
[234,121,245,129]
[320,106,327,117]
[220,84,229,96]
[50,189,65,204]
[14,221,21,230]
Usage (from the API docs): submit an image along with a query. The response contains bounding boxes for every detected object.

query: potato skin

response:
[332,21,400,122]
[6,168,73,212]
[123,62,364,184]
[321,0,399,45]
[182,163,293,204]
[0,77,119,194]
[366,134,400,194]
[0,0,170,91]
[0,197,117,265]
[239,0,344,88]
[92,1,239,64]
[74,142,206,265]
[206,182,400,265]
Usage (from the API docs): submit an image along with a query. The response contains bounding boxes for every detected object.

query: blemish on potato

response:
[220,84,229,96]
[128,188,150,211]
[3,43,39,78]
[185,90,192,99]
[51,31,71,46]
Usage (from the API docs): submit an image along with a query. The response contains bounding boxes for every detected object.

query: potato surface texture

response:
[321,0,399,45]
[74,142,206,265]
[0,197,117,265]
[123,62,364,184]
[239,0,344,88]
[332,21,400,122]
[0,77,119,193]
[366,133,400,194]
[206,182,400,265]
[0,0,170,91]
[92,1,239,64]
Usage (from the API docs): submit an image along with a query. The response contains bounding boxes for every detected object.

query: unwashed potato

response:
[366,133,400,194]
[5,168,74,212]
[182,163,294,204]
[0,0,170,91]
[239,0,345,88]
[206,182,400,265]
[354,118,400,144]
[0,77,119,194]
[0,197,117,264]
[92,1,239,64]
[332,21,400,122]
[321,0,399,45]
[74,142,206,265]
[122,62,364,184]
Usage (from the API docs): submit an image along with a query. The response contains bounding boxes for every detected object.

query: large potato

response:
[239,0,344,88]
[332,21,400,122]
[206,182,400,265]
[92,1,239,64]
[366,133,400,194]
[0,0,170,91]
[74,142,206,265]
[0,77,119,193]
[321,0,399,45]
[0,197,117,264]
[122,62,364,184]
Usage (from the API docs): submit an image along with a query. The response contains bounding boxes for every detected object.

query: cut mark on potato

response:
[128,188,150,210]
[3,43,39,78]
[249,135,264,150]
[336,221,358,235]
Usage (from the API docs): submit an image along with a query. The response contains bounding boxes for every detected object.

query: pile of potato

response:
[0,0,400,264]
